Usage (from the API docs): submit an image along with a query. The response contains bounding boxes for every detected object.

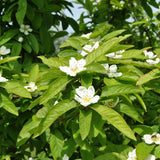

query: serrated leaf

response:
[136,142,155,160]
[40,76,70,104]
[102,84,144,97]
[50,130,64,160]
[16,0,27,25]
[33,100,78,138]
[90,104,136,140]
[79,110,92,140]
[86,38,119,65]
[28,64,39,83]
[0,93,18,116]
[136,68,160,86]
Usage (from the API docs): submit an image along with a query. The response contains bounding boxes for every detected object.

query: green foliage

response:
[1,0,160,159]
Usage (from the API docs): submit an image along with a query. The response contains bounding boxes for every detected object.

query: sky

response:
[64,0,160,34]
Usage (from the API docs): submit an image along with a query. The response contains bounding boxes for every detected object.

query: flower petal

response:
[91,95,100,104]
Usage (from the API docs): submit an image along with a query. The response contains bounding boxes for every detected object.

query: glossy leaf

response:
[40,76,70,104]
[33,100,78,138]
[102,84,144,97]
[90,104,136,140]
[136,142,155,160]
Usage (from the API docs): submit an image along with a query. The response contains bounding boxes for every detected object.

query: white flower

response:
[54,100,58,105]
[0,56,3,60]
[75,86,100,107]
[146,58,160,65]
[142,132,160,144]
[143,50,157,59]
[0,73,8,82]
[81,32,92,39]
[127,149,155,160]
[29,158,34,160]
[24,82,37,92]
[81,41,99,56]
[18,37,23,42]
[106,50,125,59]
[19,24,33,35]
[0,46,10,55]
[102,64,122,78]
[62,154,69,160]
[59,57,86,76]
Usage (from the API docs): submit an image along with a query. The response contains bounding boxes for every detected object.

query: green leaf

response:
[81,73,92,88]
[67,17,79,33]
[28,64,39,83]
[118,103,143,123]
[2,81,31,98]
[141,1,153,18]
[17,116,41,147]
[38,56,67,68]
[40,76,71,104]
[94,152,124,160]
[86,38,119,65]
[133,125,153,136]
[103,29,125,41]
[79,110,92,140]
[102,84,144,97]
[28,97,41,110]
[121,50,143,59]
[66,38,82,50]
[86,63,106,73]
[11,42,22,56]
[27,34,39,54]
[16,0,27,25]
[148,0,159,8]
[90,104,136,140]
[134,93,147,111]
[153,146,160,159]
[0,29,19,46]
[0,93,18,116]
[50,130,64,160]
[33,100,78,138]
[58,49,80,57]
[0,56,20,65]
[136,142,155,160]
[136,68,160,85]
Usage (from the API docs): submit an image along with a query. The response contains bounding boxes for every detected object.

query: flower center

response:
[71,67,79,73]
[0,51,4,55]
[23,27,28,32]
[151,135,159,142]
[82,96,91,103]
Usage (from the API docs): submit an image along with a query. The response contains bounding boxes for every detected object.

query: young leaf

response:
[136,142,155,160]
[28,64,39,83]
[0,93,18,116]
[134,93,147,111]
[81,73,92,88]
[90,104,136,140]
[0,56,20,65]
[40,76,71,104]
[33,100,78,138]
[102,84,144,97]
[2,81,31,98]
[16,0,27,25]
[79,110,92,140]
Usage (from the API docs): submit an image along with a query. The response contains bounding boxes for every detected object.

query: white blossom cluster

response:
[143,50,160,65]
